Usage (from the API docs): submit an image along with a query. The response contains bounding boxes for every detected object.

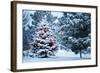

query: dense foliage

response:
[23,10,91,58]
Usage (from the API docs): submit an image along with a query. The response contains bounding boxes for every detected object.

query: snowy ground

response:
[23,49,91,63]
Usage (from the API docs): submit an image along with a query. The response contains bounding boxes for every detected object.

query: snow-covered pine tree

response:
[29,15,58,58]
[57,12,91,58]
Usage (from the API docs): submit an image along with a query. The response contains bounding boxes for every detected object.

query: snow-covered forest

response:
[22,10,91,63]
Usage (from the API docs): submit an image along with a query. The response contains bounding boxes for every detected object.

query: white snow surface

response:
[23,49,91,63]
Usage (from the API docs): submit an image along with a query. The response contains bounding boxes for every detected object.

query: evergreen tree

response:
[58,12,91,58]
[29,15,58,58]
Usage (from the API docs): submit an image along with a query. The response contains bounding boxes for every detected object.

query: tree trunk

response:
[80,49,82,59]
[44,51,48,58]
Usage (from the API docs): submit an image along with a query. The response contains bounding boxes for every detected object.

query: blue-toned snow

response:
[51,12,63,18]
[23,49,91,63]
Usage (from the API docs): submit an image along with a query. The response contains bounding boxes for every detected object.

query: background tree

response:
[59,12,91,58]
